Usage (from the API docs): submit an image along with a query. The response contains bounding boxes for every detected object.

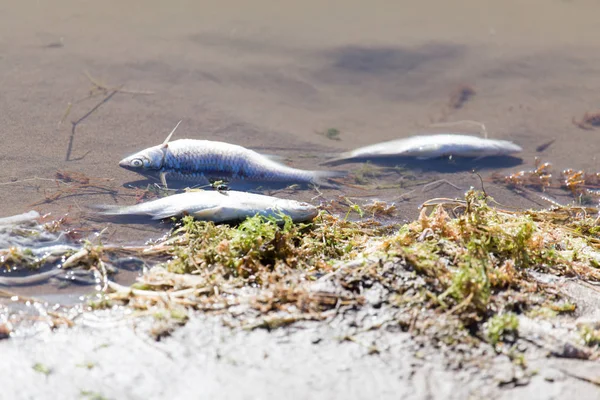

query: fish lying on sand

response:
[119,122,344,188]
[321,134,522,165]
[95,190,318,223]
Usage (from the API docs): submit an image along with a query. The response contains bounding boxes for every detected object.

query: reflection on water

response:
[0,211,149,304]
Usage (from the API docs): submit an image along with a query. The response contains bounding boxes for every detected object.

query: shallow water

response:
[2,0,600,299]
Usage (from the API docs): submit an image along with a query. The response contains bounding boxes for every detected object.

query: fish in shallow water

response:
[95,190,318,223]
[119,122,343,188]
[321,134,522,165]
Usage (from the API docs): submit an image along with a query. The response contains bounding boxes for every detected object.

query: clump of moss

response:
[580,325,600,347]
[382,189,600,334]
[486,313,519,345]
[353,162,382,185]
[527,300,577,319]
[549,301,577,313]
[317,128,341,141]
[166,213,383,283]
[98,211,382,331]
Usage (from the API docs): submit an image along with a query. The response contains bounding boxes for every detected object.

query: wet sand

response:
[2,0,600,397]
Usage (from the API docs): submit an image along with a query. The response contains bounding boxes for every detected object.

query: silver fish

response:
[119,122,343,188]
[0,210,40,226]
[322,134,522,165]
[96,190,318,223]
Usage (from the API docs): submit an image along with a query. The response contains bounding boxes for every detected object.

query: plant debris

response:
[448,84,476,110]
[486,313,519,345]
[100,212,381,329]
[47,191,585,358]
[572,112,600,130]
[4,190,600,366]
[61,71,154,162]
[346,162,427,190]
[491,158,553,191]
[32,362,52,376]
[317,128,341,141]
[492,158,600,202]
[0,169,164,208]
[363,200,397,218]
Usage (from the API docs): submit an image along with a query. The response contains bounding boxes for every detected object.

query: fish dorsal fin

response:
[162,120,183,147]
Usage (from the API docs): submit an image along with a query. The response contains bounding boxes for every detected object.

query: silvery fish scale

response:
[120,139,342,187]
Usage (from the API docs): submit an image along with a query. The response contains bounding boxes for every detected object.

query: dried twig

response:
[61,71,154,161]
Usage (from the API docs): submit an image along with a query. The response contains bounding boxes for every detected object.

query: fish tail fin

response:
[86,204,169,223]
[319,152,355,166]
[91,204,123,215]
[91,204,145,217]
[311,170,347,189]
[90,203,176,222]
[82,204,134,223]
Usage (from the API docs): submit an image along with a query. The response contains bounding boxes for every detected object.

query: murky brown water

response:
[2,0,600,297]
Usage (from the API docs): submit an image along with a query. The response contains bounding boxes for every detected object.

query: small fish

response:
[119,122,344,188]
[535,139,555,153]
[95,190,318,223]
[321,134,522,165]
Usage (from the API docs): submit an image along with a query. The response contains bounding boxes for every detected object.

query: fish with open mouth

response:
[95,190,319,223]
[119,122,344,188]
[321,134,522,165]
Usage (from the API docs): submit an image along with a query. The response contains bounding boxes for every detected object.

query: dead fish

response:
[119,121,344,188]
[0,210,40,226]
[95,190,318,223]
[321,134,522,165]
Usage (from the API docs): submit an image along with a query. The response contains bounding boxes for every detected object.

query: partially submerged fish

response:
[322,134,522,165]
[0,210,40,226]
[119,122,343,188]
[95,190,318,223]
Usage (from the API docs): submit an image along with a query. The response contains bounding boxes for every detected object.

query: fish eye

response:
[131,159,143,168]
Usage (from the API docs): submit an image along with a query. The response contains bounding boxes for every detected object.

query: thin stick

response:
[58,90,108,127]
[58,102,73,127]
[421,179,462,193]
[62,71,155,160]
[65,88,119,161]
[83,70,155,95]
